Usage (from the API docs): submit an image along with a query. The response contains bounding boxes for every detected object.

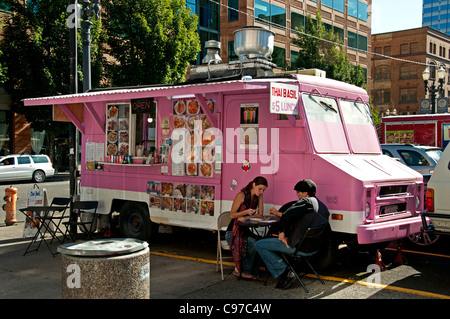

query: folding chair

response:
[216,211,232,280]
[40,197,71,244]
[63,201,99,242]
[280,224,327,293]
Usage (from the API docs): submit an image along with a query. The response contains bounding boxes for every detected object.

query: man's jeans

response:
[225,231,259,276]
[255,237,295,278]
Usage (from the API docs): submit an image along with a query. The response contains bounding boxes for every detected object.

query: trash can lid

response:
[57,238,149,257]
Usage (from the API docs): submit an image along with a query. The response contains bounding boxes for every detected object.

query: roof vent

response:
[233,26,275,61]
[202,40,223,65]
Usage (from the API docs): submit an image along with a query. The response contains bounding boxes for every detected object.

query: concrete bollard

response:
[58,238,150,299]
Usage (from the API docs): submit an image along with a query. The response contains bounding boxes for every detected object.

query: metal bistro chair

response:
[280,224,327,293]
[63,200,99,242]
[43,197,71,242]
[38,197,71,253]
[216,211,232,280]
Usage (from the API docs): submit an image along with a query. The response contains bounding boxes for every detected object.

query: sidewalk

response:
[0,222,62,299]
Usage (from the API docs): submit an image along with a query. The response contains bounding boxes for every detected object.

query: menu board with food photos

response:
[106,104,130,156]
[147,181,216,216]
[172,99,215,178]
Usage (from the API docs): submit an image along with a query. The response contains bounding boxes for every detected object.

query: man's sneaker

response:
[275,268,296,289]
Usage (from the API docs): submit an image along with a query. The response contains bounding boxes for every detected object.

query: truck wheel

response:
[314,226,338,269]
[408,232,440,246]
[119,202,152,241]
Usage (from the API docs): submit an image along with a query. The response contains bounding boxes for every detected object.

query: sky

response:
[371,0,423,34]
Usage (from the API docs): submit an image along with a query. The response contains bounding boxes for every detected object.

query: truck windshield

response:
[302,94,349,153]
[340,100,381,154]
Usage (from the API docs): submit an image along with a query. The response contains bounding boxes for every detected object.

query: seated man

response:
[255,179,329,289]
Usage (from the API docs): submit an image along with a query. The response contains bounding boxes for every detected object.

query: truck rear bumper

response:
[422,212,450,234]
[357,216,424,245]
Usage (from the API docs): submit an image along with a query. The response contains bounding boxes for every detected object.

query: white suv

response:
[423,144,450,234]
[0,154,55,183]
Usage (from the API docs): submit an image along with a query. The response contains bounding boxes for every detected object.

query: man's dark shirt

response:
[278,197,330,250]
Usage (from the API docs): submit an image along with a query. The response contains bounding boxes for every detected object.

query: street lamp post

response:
[80,0,100,92]
[422,66,446,114]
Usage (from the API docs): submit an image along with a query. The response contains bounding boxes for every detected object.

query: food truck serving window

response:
[340,100,380,154]
[106,101,157,159]
[302,94,349,153]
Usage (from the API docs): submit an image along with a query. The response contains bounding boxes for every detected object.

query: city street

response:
[1,173,450,303]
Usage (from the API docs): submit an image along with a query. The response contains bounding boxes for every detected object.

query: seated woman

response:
[225,176,268,279]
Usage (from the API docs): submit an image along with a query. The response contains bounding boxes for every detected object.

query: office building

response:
[188,0,371,78]
[371,27,450,115]
[423,0,450,35]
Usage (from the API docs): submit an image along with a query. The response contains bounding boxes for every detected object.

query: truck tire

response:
[119,202,152,241]
[314,225,338,269]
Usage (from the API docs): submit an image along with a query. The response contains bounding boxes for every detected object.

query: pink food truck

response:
[23,27,425,266]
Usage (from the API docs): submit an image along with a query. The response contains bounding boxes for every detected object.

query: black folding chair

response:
[40,197,71,244]
[63,201,99,242]
[280,224,327,293]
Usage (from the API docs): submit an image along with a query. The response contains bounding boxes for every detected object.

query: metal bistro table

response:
[19,205,68,256]
[237,215,280,238]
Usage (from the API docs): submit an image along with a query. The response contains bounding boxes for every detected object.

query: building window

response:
[348,31,367,51]
[400,43,409,55]
[375,66,391,81]
[291,12,306,32]
[348,0,368,21]
[0,111,11,156]
[272,46,286,69]
[228,41,238,61]
[228,0,239,22]
[374,89,391,104]
[399,64,418,80]
[255,0,286,29]
[322,0,344,13]
[400,88,417,103]
[410,42,419,54]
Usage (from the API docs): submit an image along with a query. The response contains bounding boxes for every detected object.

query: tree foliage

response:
[0,0,200,130]
[291,11,380,125]
[0,0,103,130]
[102,0,200,86]
[291,11,366,89]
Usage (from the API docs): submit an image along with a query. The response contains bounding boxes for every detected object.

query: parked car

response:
[0,154,55,183]
[381,144,442,184]
[423,144,450,235]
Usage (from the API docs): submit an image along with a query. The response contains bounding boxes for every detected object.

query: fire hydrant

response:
[3,186,17,226]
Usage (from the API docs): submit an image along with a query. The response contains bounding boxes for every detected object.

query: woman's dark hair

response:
[241,176,268,194]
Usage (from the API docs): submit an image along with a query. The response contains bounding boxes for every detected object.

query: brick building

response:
[189,0,371,78]
[371,26,450,116]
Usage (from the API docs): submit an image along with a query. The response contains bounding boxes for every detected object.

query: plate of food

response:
[199,162,213,177]
[186,163,197,176]
[187,100,199,114]
[107,105,118,118]
[173,115,186,129]
[174,100,186,115]
[107,131,118,143]
[107,143,118,155]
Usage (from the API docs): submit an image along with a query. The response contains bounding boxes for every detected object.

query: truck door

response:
[222,93,275,205]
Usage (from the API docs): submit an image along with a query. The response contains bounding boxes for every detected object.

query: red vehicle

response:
[381,114,450,149]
